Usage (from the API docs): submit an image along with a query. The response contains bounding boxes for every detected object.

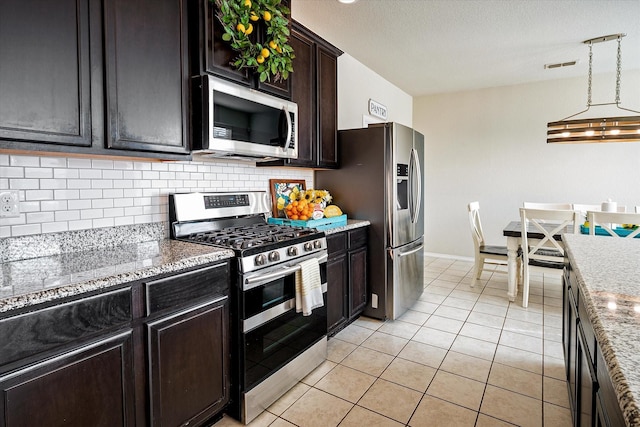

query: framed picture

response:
[269,179,305,218]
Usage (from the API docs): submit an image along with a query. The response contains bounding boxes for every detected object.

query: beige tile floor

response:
[213,256,572,427]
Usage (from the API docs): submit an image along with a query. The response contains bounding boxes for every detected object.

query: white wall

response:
[337,53,413,130]
[414,70,640,258]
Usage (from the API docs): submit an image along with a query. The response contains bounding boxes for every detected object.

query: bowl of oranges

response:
[284,200,315,221]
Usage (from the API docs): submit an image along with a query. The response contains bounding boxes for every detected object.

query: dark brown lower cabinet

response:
[0,261,230,427]
[563,265,625,427]
[327,227,368,336]
[147,299,229,427]
[0,331,135,427]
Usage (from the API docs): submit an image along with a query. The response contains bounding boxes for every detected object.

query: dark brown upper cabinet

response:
[103,0,191,156]
[0,0,191,160]
[0,0,92,148]
[260,20,342,169]
[188,0,292,99]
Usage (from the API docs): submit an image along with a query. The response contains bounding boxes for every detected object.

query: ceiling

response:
[290,0,640,97]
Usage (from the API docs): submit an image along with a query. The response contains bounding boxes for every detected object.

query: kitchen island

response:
[563,233,640,427]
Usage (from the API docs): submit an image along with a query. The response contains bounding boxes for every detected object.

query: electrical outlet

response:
[0,190,20,218]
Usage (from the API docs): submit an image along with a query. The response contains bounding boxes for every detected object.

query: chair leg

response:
[522,264,529,308]
[471,257,483,287]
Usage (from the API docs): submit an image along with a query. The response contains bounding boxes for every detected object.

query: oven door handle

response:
[244,253,328,287]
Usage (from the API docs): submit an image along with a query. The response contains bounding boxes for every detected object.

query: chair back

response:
[468,202,485,249]
[520,208,580,264]
[587,211,640,238]
[523,202,572,210]
[573,203,627,221]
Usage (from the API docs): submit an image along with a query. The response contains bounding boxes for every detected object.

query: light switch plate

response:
[0,190,20,217]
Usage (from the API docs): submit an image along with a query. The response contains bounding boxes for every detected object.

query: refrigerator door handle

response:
[409,148,422,224]
[388,242,424,258]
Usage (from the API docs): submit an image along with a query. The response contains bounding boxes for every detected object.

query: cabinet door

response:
[0,331,135,427]
[349,246,368,317]
[197,0,251,85]
[316,45,339,168]
[326,253,348,334]
[288,25,316,167]
[103,0,189,155]
[147,299,229,427]
[0,0,92,148]
[577,328,596,427]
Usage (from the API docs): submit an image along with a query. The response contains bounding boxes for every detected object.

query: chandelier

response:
[547,34,640,144]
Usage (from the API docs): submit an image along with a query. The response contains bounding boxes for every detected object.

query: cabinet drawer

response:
[0,288,132,370]
[145,263,229,315]
[348,228,367,248]
[327,232,347,254]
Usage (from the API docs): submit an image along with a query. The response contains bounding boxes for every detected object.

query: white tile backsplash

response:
[0,154,314,237]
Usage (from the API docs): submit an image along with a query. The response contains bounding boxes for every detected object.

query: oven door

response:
[240,252,328,391]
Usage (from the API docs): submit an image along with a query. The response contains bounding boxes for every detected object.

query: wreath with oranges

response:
[213,0,294,82]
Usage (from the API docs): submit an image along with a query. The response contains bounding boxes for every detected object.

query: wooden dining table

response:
[502,221,572,302]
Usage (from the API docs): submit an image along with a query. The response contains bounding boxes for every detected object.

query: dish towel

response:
[295,257,324,316]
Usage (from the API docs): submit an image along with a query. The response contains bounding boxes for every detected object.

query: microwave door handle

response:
[278,107,292,149]
[284,107,292,148]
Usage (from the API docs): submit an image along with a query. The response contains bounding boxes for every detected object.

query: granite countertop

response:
[563,233,640,426]
[0,225,234,314]
[323,219,370,235]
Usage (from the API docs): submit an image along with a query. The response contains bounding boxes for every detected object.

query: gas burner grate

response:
[185,223,318,250]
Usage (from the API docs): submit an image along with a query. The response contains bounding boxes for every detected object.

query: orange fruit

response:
[256,55,265,64]
[263,11,271,21]
[244,0,251,7]
[261,48,270,58]
[245,23,253,35]
[250,12,259,21]
[269,40,278,49]
[236,23,246,33]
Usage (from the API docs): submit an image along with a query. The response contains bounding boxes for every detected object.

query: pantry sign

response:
[368,99,388,120]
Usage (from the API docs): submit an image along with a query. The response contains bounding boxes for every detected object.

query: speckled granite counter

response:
[0,224,234,314]
[564,233,640,426]
[322,219,370,235]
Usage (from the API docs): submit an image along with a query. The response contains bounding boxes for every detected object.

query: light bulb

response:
[585,130,595,136]
[610,129,621,135]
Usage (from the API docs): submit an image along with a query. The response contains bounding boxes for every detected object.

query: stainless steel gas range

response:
[169,192,328,424]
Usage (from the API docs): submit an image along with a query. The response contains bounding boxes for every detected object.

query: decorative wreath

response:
[213,0,294,83]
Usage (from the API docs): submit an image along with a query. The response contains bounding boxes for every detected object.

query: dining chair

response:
[519,208,580,308]
[587,211,640,238]
[523,202,573,210]
[573,203,627,222]
[468,202,518,287]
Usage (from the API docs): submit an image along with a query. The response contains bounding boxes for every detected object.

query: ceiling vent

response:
[544,60,578,69]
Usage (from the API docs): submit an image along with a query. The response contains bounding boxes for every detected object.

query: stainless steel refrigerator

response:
[315,122,424,320]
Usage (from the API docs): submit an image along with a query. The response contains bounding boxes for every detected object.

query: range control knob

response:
[268,251,280,262]
[287,246,298,256]
[254,254,266,266]
[313,240,322,249]
[304,242,313,252]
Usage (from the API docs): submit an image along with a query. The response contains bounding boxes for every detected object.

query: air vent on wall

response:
[544,60,578,69]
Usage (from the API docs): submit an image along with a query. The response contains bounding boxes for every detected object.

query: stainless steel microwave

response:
[191,75,298,161]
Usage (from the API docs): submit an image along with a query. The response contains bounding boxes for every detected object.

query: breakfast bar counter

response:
[563,233,640,426]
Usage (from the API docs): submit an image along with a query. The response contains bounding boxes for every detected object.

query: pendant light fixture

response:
[547,34,640,144]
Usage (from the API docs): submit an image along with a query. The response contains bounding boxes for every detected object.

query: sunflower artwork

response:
[269,179,304,218]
